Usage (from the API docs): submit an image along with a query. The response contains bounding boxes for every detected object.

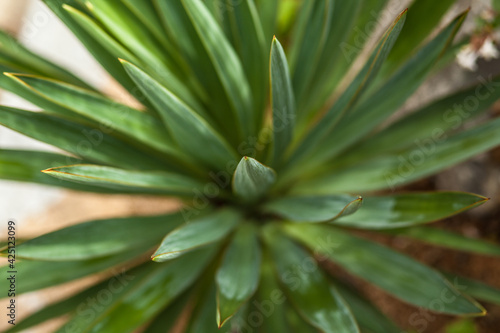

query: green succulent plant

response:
[1,0,500,332]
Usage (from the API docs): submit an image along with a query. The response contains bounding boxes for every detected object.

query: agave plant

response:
[2,0,500,332]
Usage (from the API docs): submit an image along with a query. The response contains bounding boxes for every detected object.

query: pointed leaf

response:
[62,4,140,68]
[314,10,468,164]
[333,192,488,229]
[232,156,277,201]
[0,149,114,193]
[226,0,268,123]
[339,77,500,167]
[216,223,261,327]
[42,0,145,102]
[299,117,500,193]
[0,29,91,89]
[121,60,238,171]
[1,72,88,123]
[385,0,456,69]
[289,0,334,110]
[6,74,183,157]
[85,0,191,95]
[154,0,239,143]
[303,0,364,114]
[61,246,218,333]
[121,0,169,47]
[152,209,241,262]
[42,164,203,196]
[9,212,186,261]
[390,227,500,256]
[444,274,500,306]
[263,227,360,333]
[270,37,296,165]
[289,9,407,167]
[182,0,254,139]
[0,106,163,170]
[0,248,145,295]
[285,223,486,316]
[263,194,362,223]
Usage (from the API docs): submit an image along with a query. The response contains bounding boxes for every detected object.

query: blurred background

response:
[0,0,499,332]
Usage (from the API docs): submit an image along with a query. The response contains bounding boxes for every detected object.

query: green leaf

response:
[84,0,194,97]
[42,0,145,103]
[289,0,333,111]
[338,77,500,167]
[0,29,91,89]
[313,10,468,165]
[333,192,488,229]
[285,223,486,316]
[385,0,456,70]
[390,227,500,256]
[335,282,401,333]
[187,283,219,333]
[6,74,183,158]
[0,149,114,193]
[225,0,268,124]
[62,5,144,81]
[1,72,88,123]
[444,274,500,306]
[258,250,290,333]
[152,209,241,262]
[42,164,203,196]
[216,223,261,327]
[270,37,296,166]
[121,0,169,48]
[0,248,145,295]
[154,0,238,143]
[303,0,364,114]
[61,246,218,333]
[121,60,238,171]
[182,0,254,139]
[263,227,360,333]
[232,157,277,201]
[263,194,362,223]
[0,106,163,170]
[288,9,407,168]
[298,117,500,193]
[143,290,193,333]
[4,274,123,333]
[11,212,186,261]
